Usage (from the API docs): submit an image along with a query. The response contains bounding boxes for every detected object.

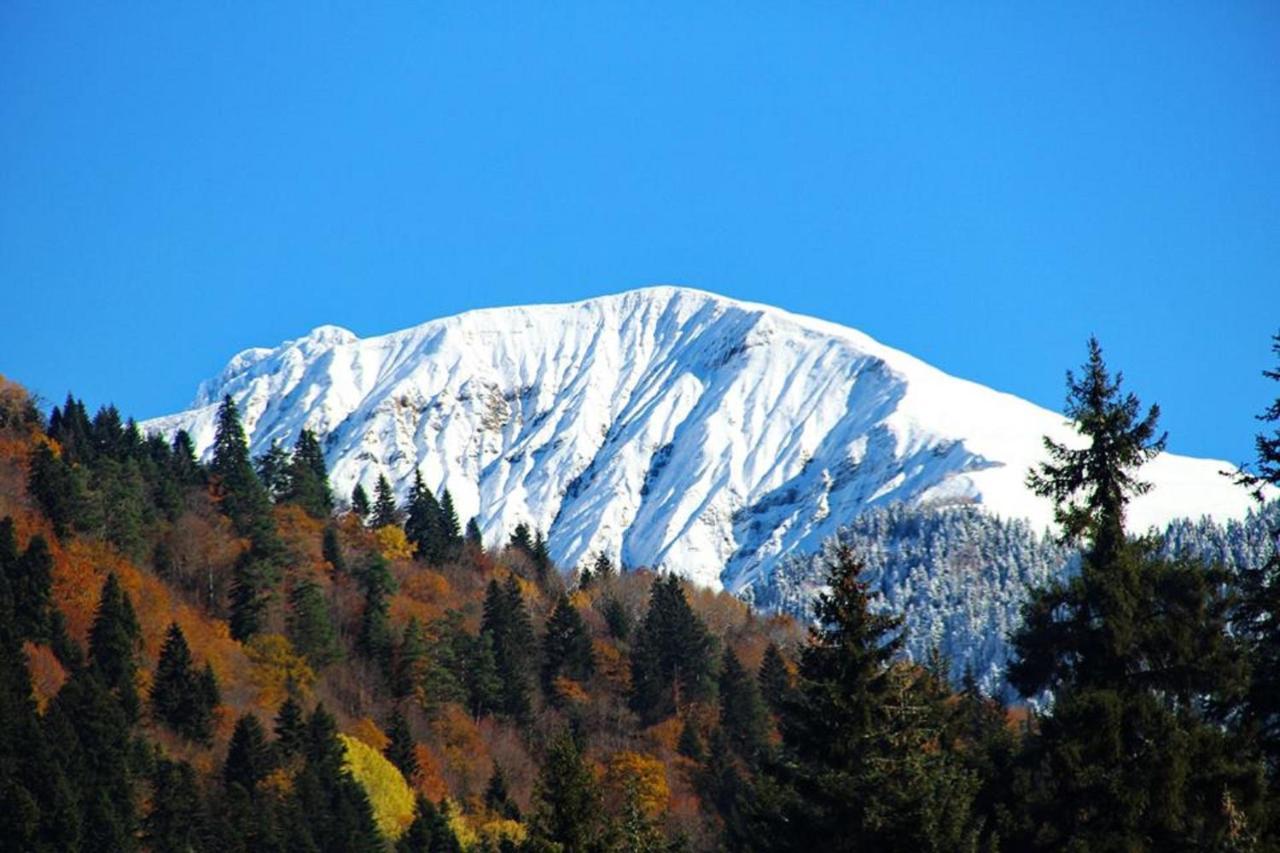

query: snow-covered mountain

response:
[142,286,1260,593]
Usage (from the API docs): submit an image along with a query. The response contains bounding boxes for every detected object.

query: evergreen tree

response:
[1007,339,1258,850]
[357,555,396,671]
[531,530,551,583]
[757,642,793,714]
[396,796,459,853]
[284,429,333,517]
[509,522,533,556]
[629,575,716,724]
[385,709,419,780]
[438,489,461,555]
[229,551,280,643]
[464,517,482,549]
[677,716,707,763]
[749,544,981,852]
[224,713,274,795]
[394,617,428,700]
[542,593,595,700]
[171,429,204,486]
[145,757,209,853]
[479,575,536,720]
[88,572,142,720]
[210,395,277,546]
[152,621,214,743]
[528,730,602,852]
[464,632,503,720]
[404,470,443,563]
[485,764,521,821]
[255,440,292,502]
[603,596,632,641]
[322,524,346,573]
[593,552,615,582]
[718,647,771,764]
[274,696,307,759]
[298,705,383,853]
[1232,331,1280,786]
[288,579,342,668]
[5,530,55,643]
[370,474,400,529]
[351,483,371,521]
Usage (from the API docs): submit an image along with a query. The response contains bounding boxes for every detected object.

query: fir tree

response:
[509,522,533,555]
[274,696,307,759]
[677,716,707,763]
[5,530,55,643]
[224,713,274,795]
[528,730,602,852]
[718,647,771,764]
[210,395,277,546]
[484,764,521,821]
[396,796,459,853]
[464,632,503,720]
[394,617,428,700]
[629,575,716,724]
[229,552,280,642]
[255,440,292,502]
[603,596,632,641]
[284,428,333,517]
[542,593,595,700]
[757,642,793,714]
[88,572,142,721]
[438,489,461,554]
[152,622,214,743]
[464,517,483,548]
[322,524,346,573]
[1007,339,1258,851]
[384,709,419,780]
[357,555,396,671]
[351,483,371,521]
[404,470,443,563]
[288,579,342,668]
[370,474,400,529]
[144,757,209,853]
[593,551,615,582]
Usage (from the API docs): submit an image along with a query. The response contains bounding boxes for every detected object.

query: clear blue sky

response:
[2,3,1277,465]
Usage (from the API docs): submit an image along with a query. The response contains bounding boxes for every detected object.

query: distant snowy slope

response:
[142,286,1263,591]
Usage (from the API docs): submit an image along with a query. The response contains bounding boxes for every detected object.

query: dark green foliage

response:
[1007,340,1260,851]
[89,572,142,720]
[297,704,383,853]
[288,579,342,668]
[718,647,771,764]
[28,441,92,537]
[351,483,371,520]
[274,696,307,759]
[357,555,396,670]
[439,490,461,552]
[479,577,536,720]
[603,596,632,641]
[370,474,400,529]
[256,440,292,501]
[45,668,137,852]
[464,632,503,719]
[405,470,444,563]
[394,617,428,700]
[677,716,706,763]
[1027,336,1166,559]
[757,642,793,713]
[542,593,595,699]
[211,396,277,547]
[322,524,346,573]
[152,621,216,743]
[397,796,459,853]
[229,551,281,642]
[2,525,55,643]
[749,544,981,852]
[145,757,209,852]
[508,522,533,555]
[485,764,521,820]
[385,709,419,779]
[224,714,274,795]
[0,545,81,852]
[419,612,470,715]
[528,730,602,852]
[629,575,716,724]
[284,429,333,517]
[464,517,482,548]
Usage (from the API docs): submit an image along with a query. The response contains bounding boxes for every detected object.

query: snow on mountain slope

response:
[141,286,1262,592]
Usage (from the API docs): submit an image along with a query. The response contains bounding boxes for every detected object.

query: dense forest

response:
[2,332,1279,851]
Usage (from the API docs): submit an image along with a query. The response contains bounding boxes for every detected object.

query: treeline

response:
[0,330,1278,851]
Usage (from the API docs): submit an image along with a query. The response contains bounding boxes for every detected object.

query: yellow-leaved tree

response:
[340,733,416,840]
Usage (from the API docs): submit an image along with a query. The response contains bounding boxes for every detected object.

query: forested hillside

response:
[2,333,1280,851]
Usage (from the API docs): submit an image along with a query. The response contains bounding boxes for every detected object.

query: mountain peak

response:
[143,289,1261,591]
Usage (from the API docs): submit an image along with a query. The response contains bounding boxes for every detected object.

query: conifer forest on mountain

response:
[0,332,1276,851]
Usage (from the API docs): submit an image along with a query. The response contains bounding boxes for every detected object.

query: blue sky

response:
[2,3,1277,465]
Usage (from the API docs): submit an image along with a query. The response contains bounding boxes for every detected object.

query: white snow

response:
[141,286,1268,591]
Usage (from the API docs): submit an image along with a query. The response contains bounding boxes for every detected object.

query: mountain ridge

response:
[142,286,1262,591]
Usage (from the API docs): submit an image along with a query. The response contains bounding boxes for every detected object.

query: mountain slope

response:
[142,286,1260,591]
